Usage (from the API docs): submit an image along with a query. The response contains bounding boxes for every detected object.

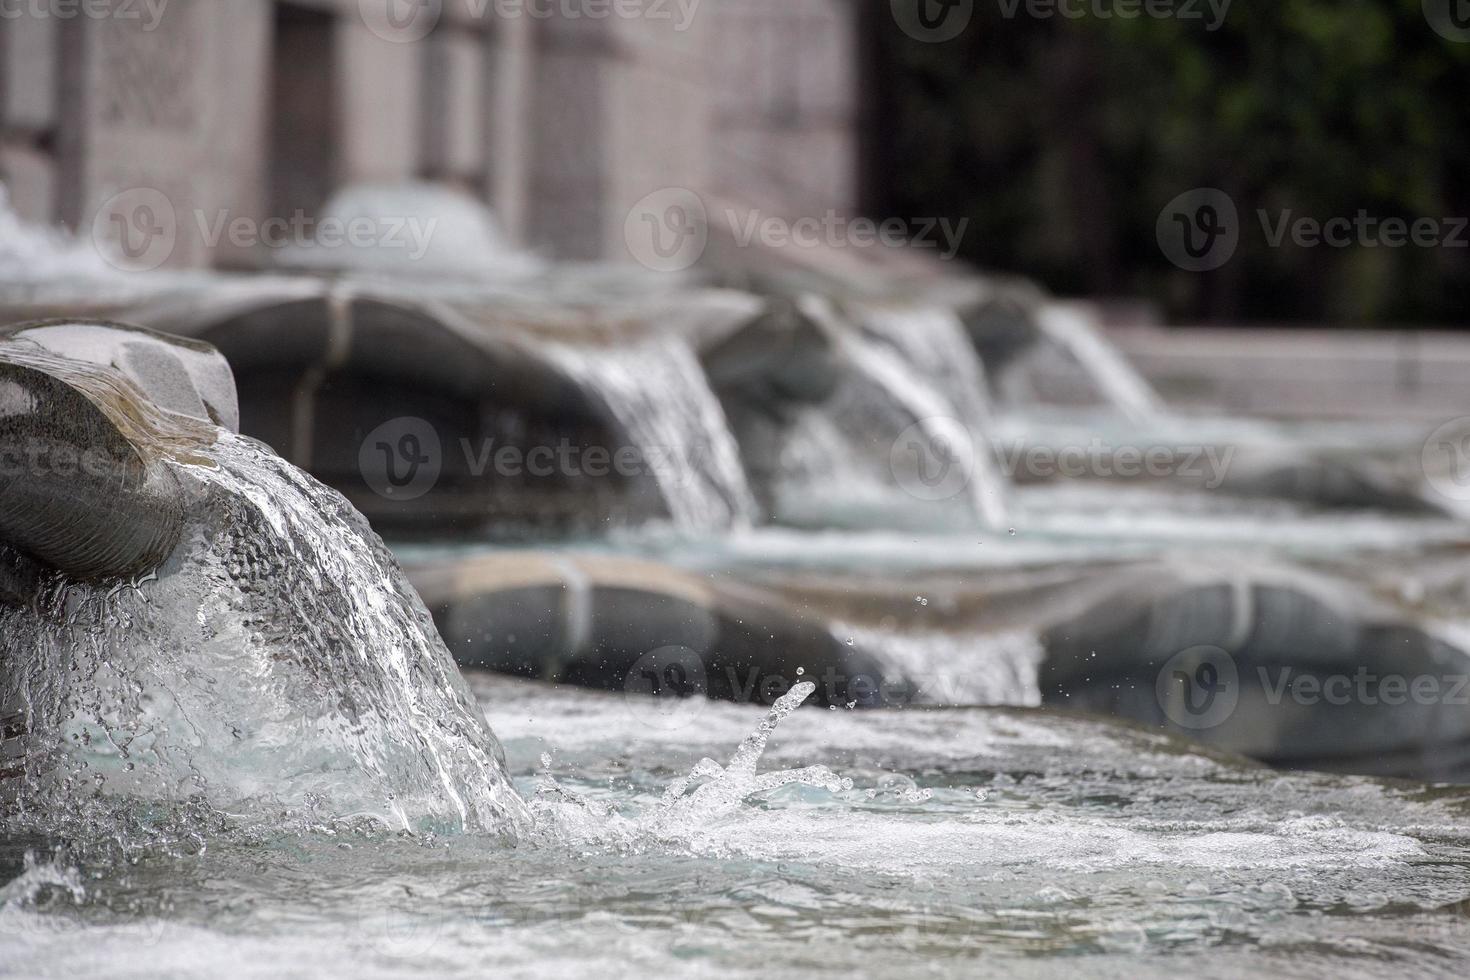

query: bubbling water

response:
[529,681,852,852]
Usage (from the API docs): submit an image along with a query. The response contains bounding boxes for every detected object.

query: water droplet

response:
[796,667,805,676]
[845,637,855,646]
[915,596,929,606]
[1008,528,1017,536]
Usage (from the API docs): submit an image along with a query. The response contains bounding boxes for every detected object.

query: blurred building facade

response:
[0,0,865,267]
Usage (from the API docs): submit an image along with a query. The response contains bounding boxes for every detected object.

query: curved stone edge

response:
[1039,561,1470,780]
[405,552,898,709]
[0,319,235,582]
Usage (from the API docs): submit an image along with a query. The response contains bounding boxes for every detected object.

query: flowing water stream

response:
[3,195,1469,976]
[542,335,759,533]
[766,303,1011,531]
[0,431,527,840]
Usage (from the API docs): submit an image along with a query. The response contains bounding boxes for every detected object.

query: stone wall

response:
[0,0,867,268]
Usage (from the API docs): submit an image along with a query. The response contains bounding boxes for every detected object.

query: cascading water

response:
[856,305,1011,528]
[1034,305,1164,423]
[768,300,1009,529]
[542,334,759,532]
[0,430,529,840]
[835,622,1047,707]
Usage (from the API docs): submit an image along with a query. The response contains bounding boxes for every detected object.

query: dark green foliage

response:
[877,0,1470,324]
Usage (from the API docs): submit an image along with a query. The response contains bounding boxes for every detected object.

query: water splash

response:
[1,431,529,841]
[0,851,85,909]
[543,335,758,532]
[529,681,851,851]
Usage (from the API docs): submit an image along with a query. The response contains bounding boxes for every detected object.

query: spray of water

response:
[529,681,852,851]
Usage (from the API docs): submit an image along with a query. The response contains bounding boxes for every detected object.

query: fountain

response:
[0,321,528,838]
[2,195,1470,978]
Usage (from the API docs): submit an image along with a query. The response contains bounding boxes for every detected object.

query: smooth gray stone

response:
[1223,458,1443,515]
[0,320,227,580]
[1041,564,1470,781]
[126,278,773,532]
[699,297,841,405]
[0,319,239,432]
[407,552,899,709]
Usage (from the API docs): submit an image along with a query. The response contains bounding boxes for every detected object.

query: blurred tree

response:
[874,0,1470,325]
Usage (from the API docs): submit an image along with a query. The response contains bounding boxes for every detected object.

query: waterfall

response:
[835,622,1047,707]
[1035,305,1164,423]
[542,334,759,532]
[855,306,1011,528]
[0,431,530,839]
[752,299,1010,530]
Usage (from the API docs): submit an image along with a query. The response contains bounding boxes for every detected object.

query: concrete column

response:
[526,12,711,261]
[335,13,422,185]
[485,13,533,245]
